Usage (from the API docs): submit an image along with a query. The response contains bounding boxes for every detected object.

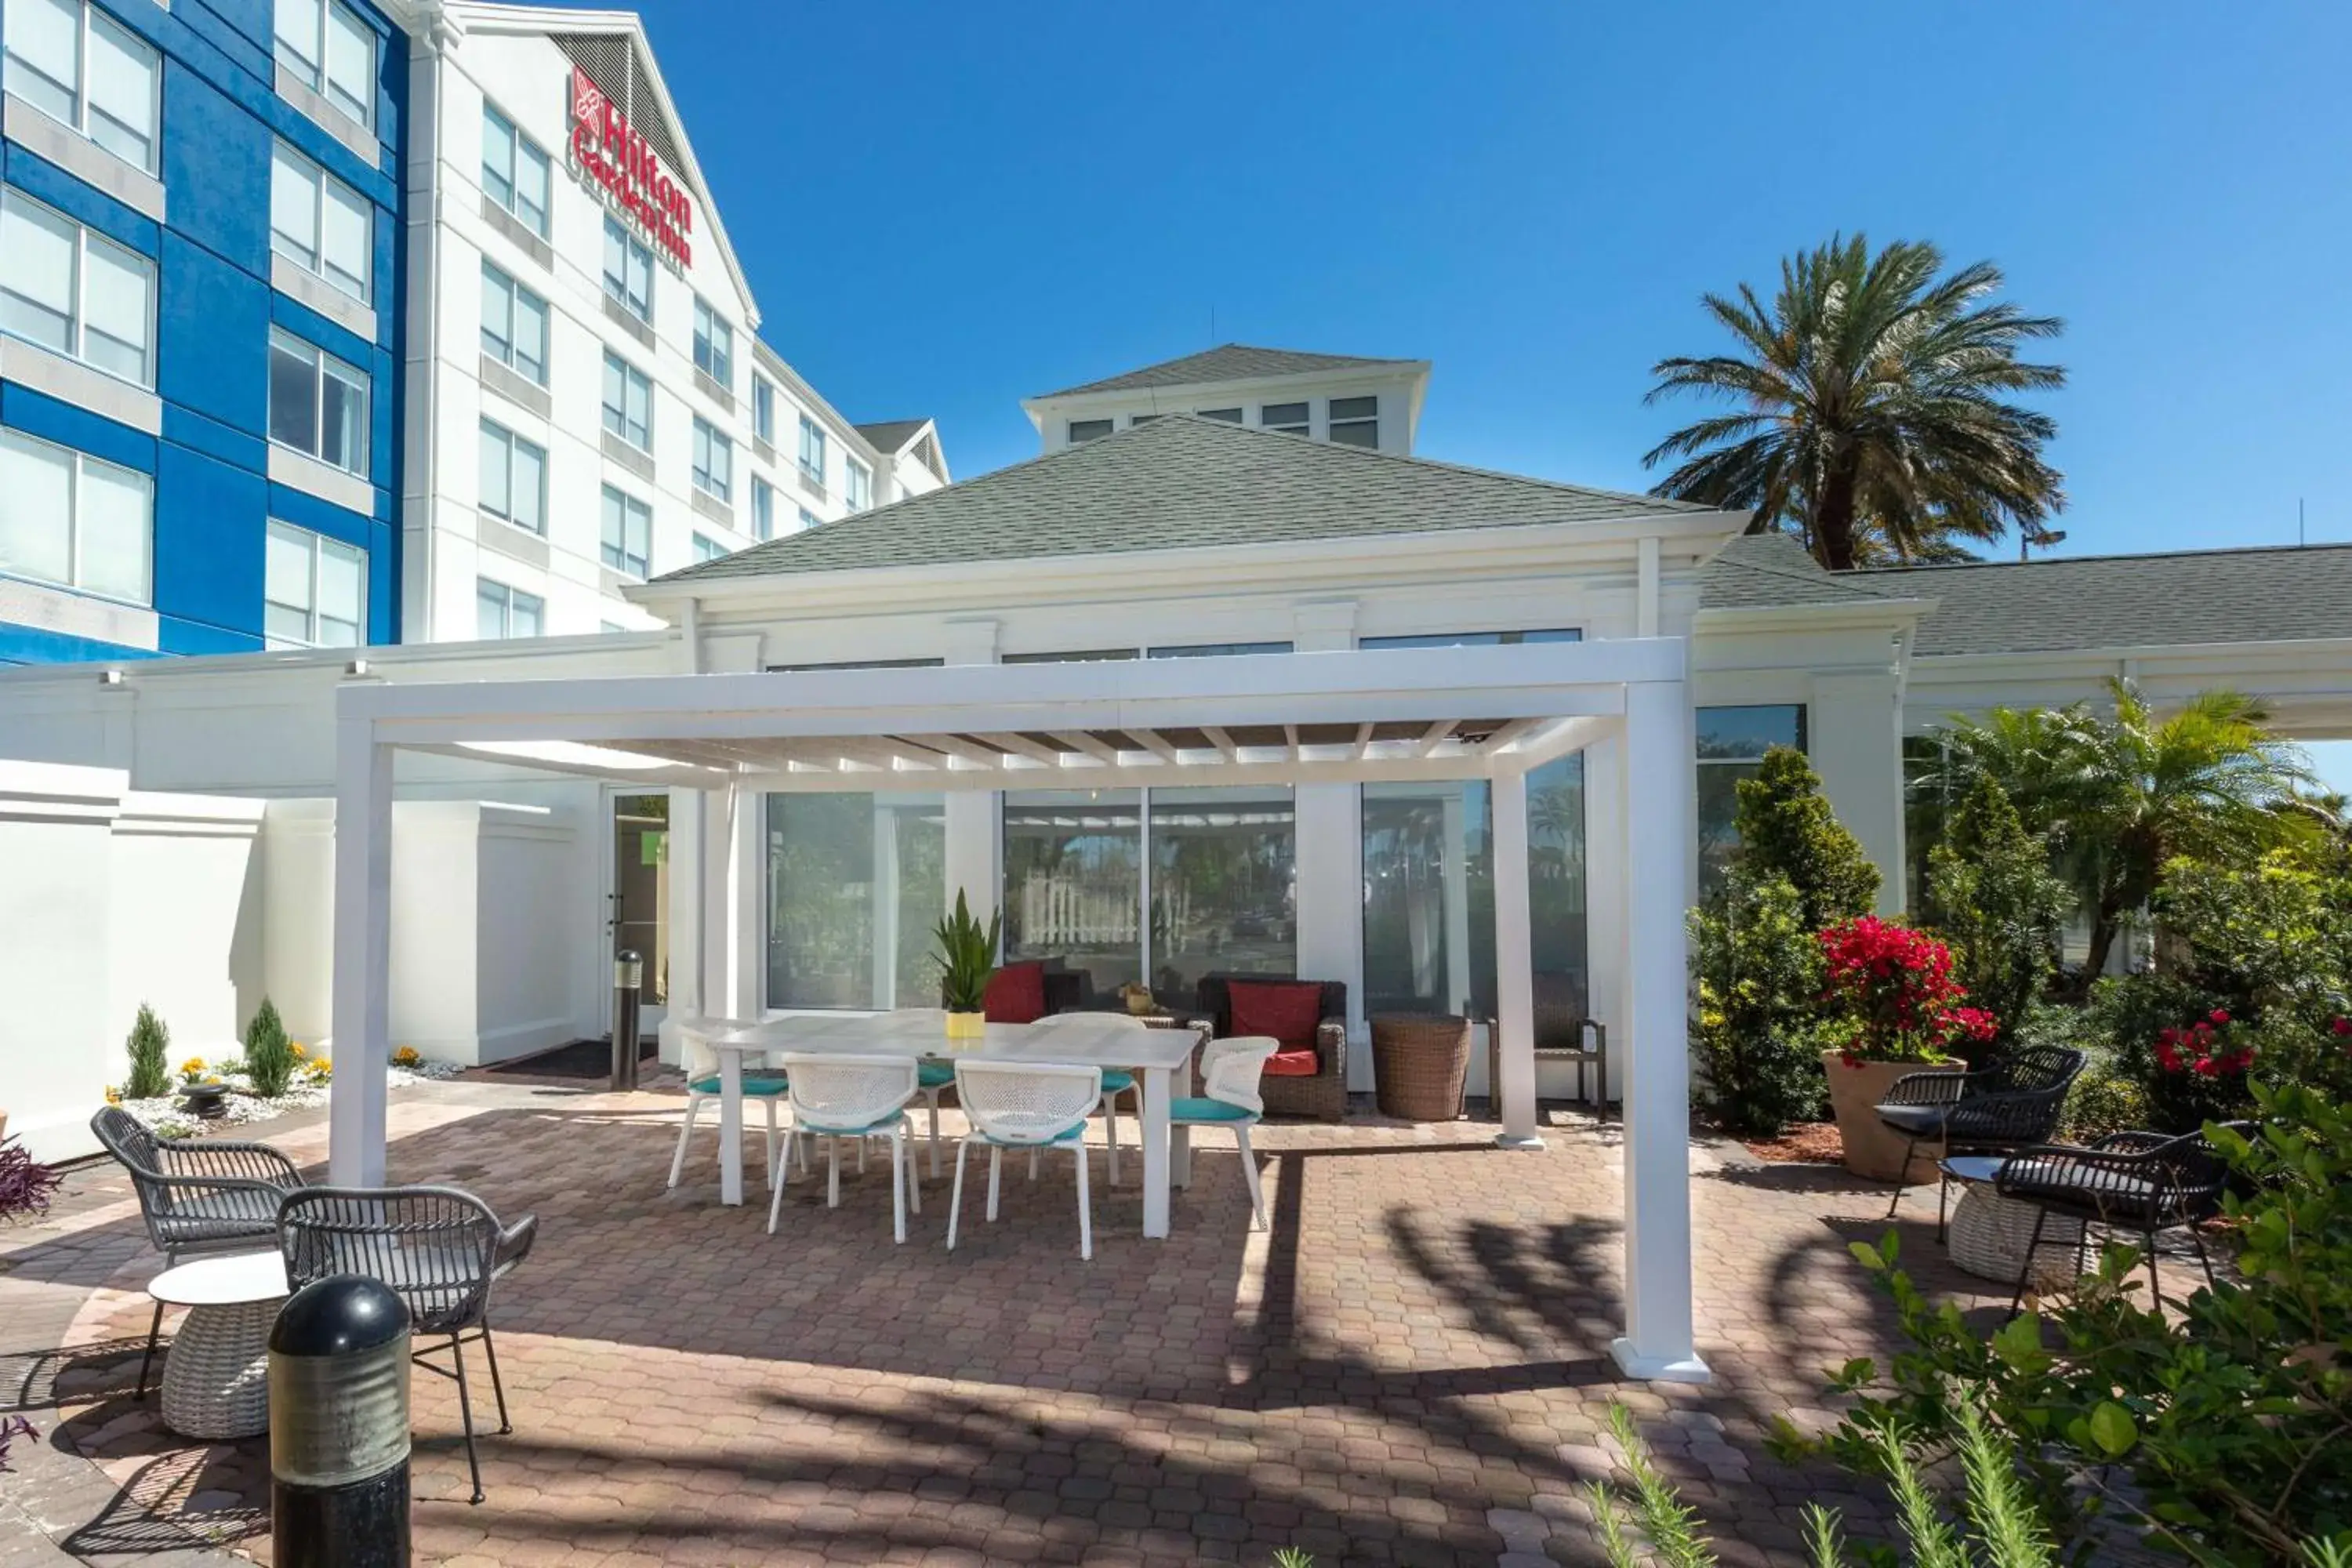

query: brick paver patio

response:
[0,1080,2031,1566]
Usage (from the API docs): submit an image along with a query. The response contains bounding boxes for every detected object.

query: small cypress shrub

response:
[125,1004,172,1100]
[243,997,296,1098]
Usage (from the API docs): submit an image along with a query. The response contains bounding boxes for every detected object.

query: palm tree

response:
[1644,235,2068,571]
[1914,681,2321,983]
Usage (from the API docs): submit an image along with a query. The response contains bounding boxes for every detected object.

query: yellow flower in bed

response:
[290,1042,307,1059]
[390,1046,422,1069]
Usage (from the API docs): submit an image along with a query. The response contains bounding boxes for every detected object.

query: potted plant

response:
[1816,916,1996,1180]
[931,888,1000,1042]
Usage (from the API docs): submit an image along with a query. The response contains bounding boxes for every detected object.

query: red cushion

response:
[983,962,1047,1025]
[1262,1047,1322,1078]
[1229,980,1326,1053]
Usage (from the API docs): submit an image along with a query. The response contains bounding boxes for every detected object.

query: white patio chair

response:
[1171,1036,1278,1229]
[855,1010,956,1179]
[1028,1011,1145,1186]
[771,1054,923,1243]
[666,1014,795,1191]
[948,1060,1104,1261]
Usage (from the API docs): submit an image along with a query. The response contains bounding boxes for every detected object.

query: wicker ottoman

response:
[1370,1014,1472,1122]
[148,1250,290,1440]
[1943,1159,2084,1288]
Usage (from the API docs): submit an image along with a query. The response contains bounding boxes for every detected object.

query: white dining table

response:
[708,1014,1200,1237]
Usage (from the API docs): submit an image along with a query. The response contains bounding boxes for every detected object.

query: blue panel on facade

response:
[368,520,394,644]
[0,385,157,472]
[267,483,372,550]
[0,147,161,255]
[0,622,165,666]
[182,0,275,60]
[152,443,269,637]
[161,404,268,475]
[268,292,374,373]
[157,233,272,434]
[158,60,272,274]
[163,0,273,85]
[159,617,264,656]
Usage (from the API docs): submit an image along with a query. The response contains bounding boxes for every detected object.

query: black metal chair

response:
[277,1186,539,1504]
[1993,1125,2245,1316]
[89,1105,307,1399]
[1877,1045,2086,1234]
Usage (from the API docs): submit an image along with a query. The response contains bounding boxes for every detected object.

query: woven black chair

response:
[278,1186,539,1504]
[1993,1124,2246,1316]
[90,1105,307,1400]
[1877,1045,2086,1234]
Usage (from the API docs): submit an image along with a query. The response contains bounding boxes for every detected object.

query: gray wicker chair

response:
[89,1105,307,1399]
[278,1185,539,1504]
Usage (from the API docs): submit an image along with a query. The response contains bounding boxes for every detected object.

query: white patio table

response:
[709,1014,1198,1237]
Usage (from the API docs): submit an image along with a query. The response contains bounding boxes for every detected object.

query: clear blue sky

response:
[630,2,2350,557]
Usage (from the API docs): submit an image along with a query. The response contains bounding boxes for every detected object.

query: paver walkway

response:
[2,1080,2045,1566]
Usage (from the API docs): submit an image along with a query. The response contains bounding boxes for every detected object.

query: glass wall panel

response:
[1149,786,1295,998]
[1695,704,1806,893]
[765,792,944,1009]
[1002,789,1142,1001]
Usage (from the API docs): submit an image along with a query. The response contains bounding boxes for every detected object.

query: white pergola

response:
[325,638,1708,1381]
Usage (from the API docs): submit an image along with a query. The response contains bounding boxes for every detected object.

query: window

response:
[481,103,550,238]
[797,414,826,485]
[1328,395,1378,448]
[1002,648,1137,665]
[691,532,724,563]
[691,417,732,503]
[1147,641,1293,658]
[691,296,732,387]
[600,484,650,577]
[1130,414,1159,425]
[797,506,820,531]
[751,376,775,443]
[270,141,371,303]
[1697,704,1808,892]
[0,188,154,384]
[844,457,870,511]
[474,578,541,639]
[751,477,775,540]
[478,262,547,384]
[274,0,374,131]
[1196,407,1242,423]
[601,350,651,451]
[477,419,544,533]
[602,213,652,322]
[267,328,368,475]
[1261,401,1308,436]
[263,517,363,647]
[1067,419,1112,444]
[4,0,158,171]
[0,426,150,604]
[766,792,946,1009]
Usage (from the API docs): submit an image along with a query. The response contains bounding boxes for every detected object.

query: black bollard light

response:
[270,1274,411,1568]
[612,948,644,1091]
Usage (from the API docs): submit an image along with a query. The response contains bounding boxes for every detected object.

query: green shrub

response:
[242,997,296,1098]
[124,1004,171,1101]
[2058,1054,2149,1142]
[1690,874,1828,1135]
[1733,746,1881,930]
[1926,775,2068,1059]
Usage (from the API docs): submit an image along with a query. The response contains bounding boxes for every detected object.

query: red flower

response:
[2210,1009,2231,1025]
[2155,1041,2183,1073]
[2332,1017,2351,1038]
[2193,1055,2222,1078]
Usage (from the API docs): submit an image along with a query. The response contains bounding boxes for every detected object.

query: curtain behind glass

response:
[766,792,944,1009]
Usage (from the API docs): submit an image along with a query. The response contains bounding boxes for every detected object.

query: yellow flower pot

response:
[945,1011,986,1042]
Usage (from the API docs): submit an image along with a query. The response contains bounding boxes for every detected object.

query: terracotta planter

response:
[1820,1051,1960,1182]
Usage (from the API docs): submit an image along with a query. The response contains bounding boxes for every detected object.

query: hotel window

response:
[601,349,652,451]
[3,0,159,172]
[478,262,547,385]
[751,376,775,443]
[797,414,825,486]
[691,416,732,503]
[474,578,541,640]
[602,213,652,322]
[0,426,150,604]
[1197,407,1242,423]
[844,457,870,511]
[599,484,650,577]
[0,188,154,385]
[263,517,363,647]
[480,103,549,238]
[691,296,732,388]
[766,792,947,1009]
[751,477,775,540]
[1066,419,1111,444]
[1260,401,1308,437]
[274,0,374,131]
[797,506,820,531]
[477,418,545,534]
[270,141,371,303]
[1328,395,1378,448]
[267,328,368,476]
[1696,704,1808,893]
[691,532,724,564]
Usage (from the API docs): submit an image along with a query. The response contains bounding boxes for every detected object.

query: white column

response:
[1490,765,1541,1149]
[871,802,900,1007]
[1614,677,1709,1383]
[700,785,752,1020]
[1809,670,1907,914]
[328,716,393,1186]
[943,619,1000,930]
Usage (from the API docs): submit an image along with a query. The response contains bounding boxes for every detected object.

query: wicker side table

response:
[1942,1156,2084,1288]
[1370,1014,1473,1121]
[148,1250,290,1439]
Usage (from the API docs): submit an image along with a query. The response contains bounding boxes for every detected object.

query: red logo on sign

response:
[566,66,692,267]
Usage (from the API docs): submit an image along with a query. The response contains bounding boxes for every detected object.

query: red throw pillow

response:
[983,961,1047,1024]
[1229,980,1326,1053]
[1263,1047,1323,1077]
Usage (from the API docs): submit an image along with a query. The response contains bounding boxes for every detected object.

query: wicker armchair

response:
[1992,1124,2245,1315]
[1195,975,1348,1122]
[1877,1045,2085,1232]
[278,1185,538,1504]
[90,1105,307,1399]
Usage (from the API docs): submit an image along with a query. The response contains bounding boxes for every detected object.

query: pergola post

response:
[1490,764,1541,1149]
[328,714,393,1185]
[1613,677,1709,1382]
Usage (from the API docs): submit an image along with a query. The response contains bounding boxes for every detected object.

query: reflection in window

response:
[765,792,945,1009]
[1003,789,1142,1001]
[1149,786,1296,999]
[1696,703,1807,893]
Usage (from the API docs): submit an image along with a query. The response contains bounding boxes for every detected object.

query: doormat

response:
[482,1036,658,1080]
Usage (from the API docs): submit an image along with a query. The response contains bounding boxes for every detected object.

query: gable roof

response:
[1034,344,1423,400]
[855,419,932,454]
[651,413,1718,586]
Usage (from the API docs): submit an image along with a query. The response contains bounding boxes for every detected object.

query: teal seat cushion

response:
[1100,1069,1136,1094]
[976,1123,1087,1148]
[1170,1097,1254,1123]
[689,1073,789,1096]
[798,1112,906,1138]
[917,1062,956,1089]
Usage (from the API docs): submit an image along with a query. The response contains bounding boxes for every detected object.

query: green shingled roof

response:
[655,413,1712,585]
[1034,343,1421,400]
[1698,533,1903,609]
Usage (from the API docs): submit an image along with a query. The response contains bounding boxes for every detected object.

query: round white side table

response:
[147,1250,291,1439]
[1941,1155,2084,1287]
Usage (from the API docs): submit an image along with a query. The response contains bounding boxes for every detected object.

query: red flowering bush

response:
[1819,916,1998,1065]
[2153,1010,2257,1079]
